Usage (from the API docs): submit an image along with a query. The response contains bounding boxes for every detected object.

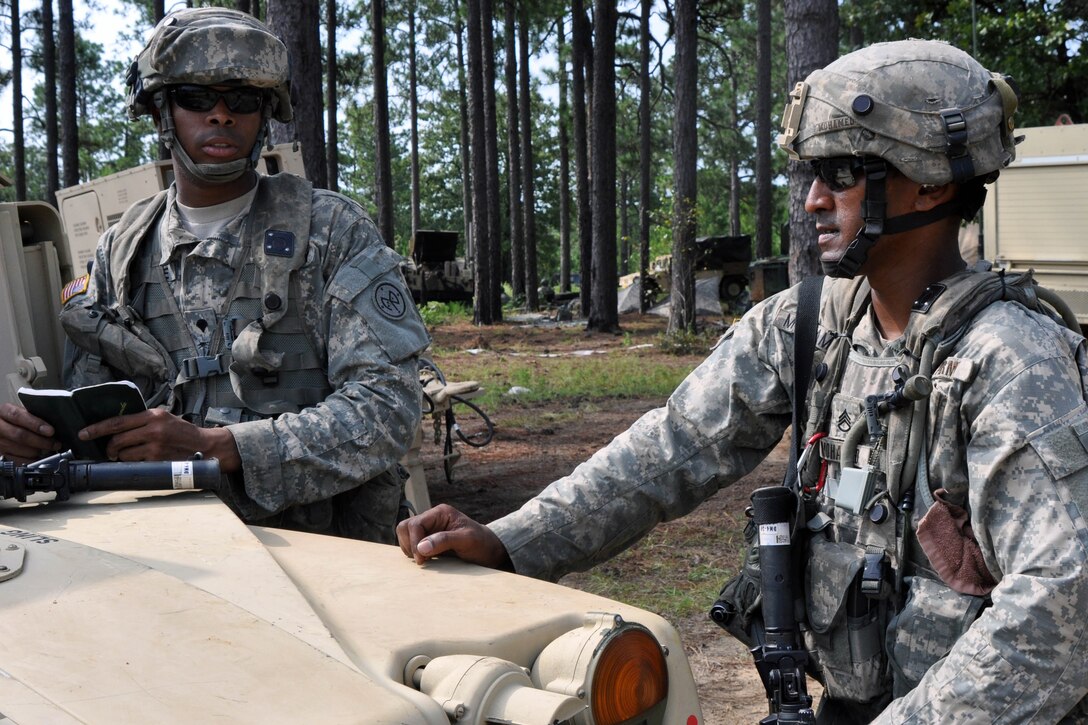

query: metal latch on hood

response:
[0,540,25,582]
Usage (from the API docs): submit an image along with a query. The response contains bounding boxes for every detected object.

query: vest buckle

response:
[861,549,891,599]
[181,353,228,379]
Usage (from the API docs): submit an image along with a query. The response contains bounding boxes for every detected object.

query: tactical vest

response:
[795,268,1059,704]
[63,174,329,425]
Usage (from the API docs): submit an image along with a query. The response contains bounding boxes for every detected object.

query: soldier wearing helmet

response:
[127,6,294,188]
[0,7,430,544]
[397,40,1088,721]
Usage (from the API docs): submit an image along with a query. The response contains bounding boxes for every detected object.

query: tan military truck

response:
[982,122,1088,328]
[0,175,705,723]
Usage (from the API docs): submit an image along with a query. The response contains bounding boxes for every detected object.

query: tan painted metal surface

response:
[0,491,704,724]
[982,123,1088,322]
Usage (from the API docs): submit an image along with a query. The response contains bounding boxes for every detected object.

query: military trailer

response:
[403,229,475,305]
[619,235,787,316]
[982,123,1088,326]
[0,176,704,722]
[54,143,305,277]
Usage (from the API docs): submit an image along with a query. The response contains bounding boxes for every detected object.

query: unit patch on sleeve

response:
[373,282,408,320]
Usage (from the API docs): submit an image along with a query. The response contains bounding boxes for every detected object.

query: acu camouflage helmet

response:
[126,7,292,123]
[778,39,1018,185]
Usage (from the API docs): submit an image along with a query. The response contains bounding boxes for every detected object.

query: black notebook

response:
[18,381,147,460]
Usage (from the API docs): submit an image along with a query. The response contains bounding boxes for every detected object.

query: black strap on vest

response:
[785,274,825,488]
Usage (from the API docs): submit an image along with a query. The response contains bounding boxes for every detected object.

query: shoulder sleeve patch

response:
[1030,415,1088,481]
[372,281,409,320]
[61,275,90,305]
[327,243,403,304]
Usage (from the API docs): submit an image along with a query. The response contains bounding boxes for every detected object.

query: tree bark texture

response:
[557,14,571,293]
[58,0,78,187]
[370,0,396,246]
[42,0,58,205]
[268,0,328,188]
[154,0,168,159]
[638,0,651,313]
[504,0,525,300]
[466,0,493,324]
[785,0,839,283]
[668,0,697,334]
[326,0,339,192]
[409,2,421,238]
[754,0,773,259]
[456,8,474,261]
[587,0,619,333]
[572,0,592,315]
[12,0,26,200]
[482,0,504,321]
[518,4,538,310]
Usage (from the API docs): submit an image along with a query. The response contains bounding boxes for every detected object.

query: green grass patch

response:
[438,353,696,411]
[656,327,722,355]
[560,523,745,622]
[418,301,473,327]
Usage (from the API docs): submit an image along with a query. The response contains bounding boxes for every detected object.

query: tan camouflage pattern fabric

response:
[490,277,1088,721]
[128,7,292,122]
[65,179,430,543]
[778,39,1017,184]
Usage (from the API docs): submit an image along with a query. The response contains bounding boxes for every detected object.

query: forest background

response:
[0,0,1085,332]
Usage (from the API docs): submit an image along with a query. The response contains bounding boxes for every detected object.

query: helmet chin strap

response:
[825,159,971,279]
[825,159,887,279]
[154,91,270,186]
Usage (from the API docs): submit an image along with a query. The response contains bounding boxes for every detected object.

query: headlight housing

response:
[532,612,669,725]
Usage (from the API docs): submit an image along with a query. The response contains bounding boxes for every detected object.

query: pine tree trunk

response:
[42,0,58,206]
[268,0,327,188]
[587,0,618,333]
[786,0,839,283]
[57,0,78,188]
[370,0,395,246]
[638,0,652,313]
[409,2,421,239]
[572,0,592,315]
[518,4,538,311]
[466,0,493,324]
[482,0,504,321]
[326,0,339,191]
[504,0,525,301]
[668,0,697,334]
[456,8,473,261]
[754,0,773,259]
[558,14,571,294]
[11,0,26,200]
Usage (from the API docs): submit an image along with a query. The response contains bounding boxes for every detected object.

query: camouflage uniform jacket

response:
[60,174,429,543]
[490,273,1088,721]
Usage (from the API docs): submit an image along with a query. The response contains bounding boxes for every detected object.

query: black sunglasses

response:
[810,156,868,192]
[171,85,265,115]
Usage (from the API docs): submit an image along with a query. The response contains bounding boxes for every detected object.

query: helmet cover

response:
[778,39,1018,184]
[126,7,292,123]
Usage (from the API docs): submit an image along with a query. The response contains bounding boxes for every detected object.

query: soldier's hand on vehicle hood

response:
[397,503,514,571]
